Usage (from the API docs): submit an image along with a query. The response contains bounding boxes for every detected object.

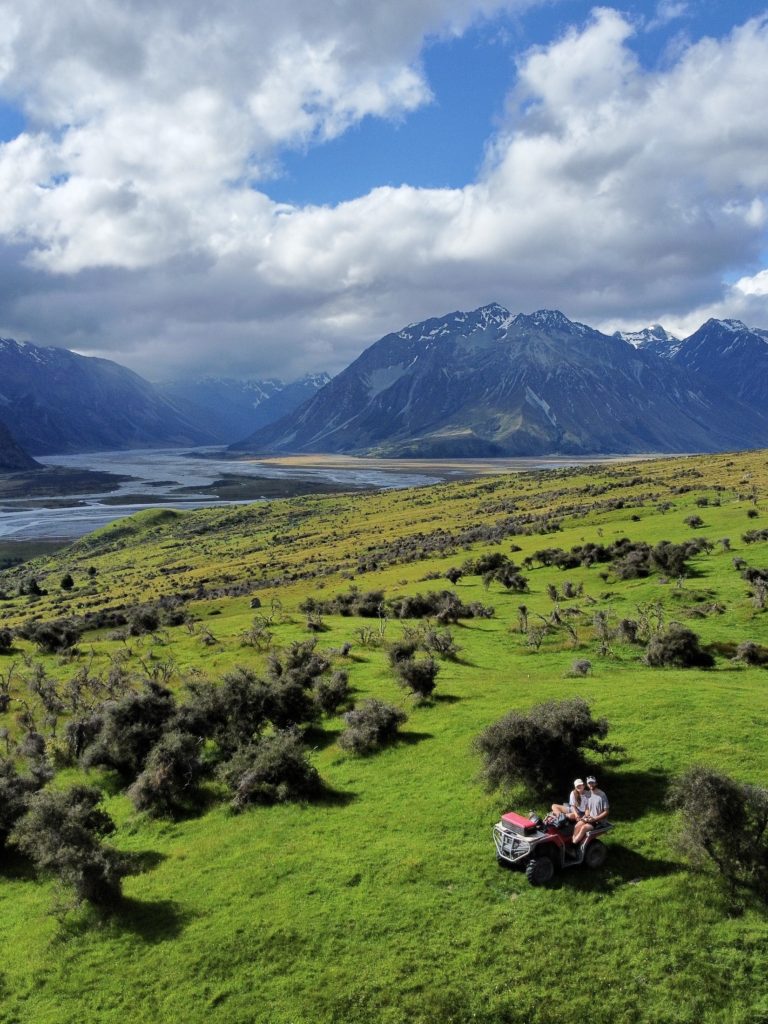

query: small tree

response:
[314,670,351,716]
[474,697,609,796]
[644,626,714,668]
[338,699,407,755]
[81,681,177,779]
[0,757,52,849]
[60,573,75,591]
[11,785,128,907]
[667,766,768,898]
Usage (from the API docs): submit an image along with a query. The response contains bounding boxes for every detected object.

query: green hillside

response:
[0,450,767,1024]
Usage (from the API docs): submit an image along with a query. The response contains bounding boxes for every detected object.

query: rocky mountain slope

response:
[0,418,41,472]
[237,305,768,457]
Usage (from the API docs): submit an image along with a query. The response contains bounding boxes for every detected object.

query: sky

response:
[0,0,767,381]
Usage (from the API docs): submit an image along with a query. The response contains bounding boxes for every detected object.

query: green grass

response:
[0,451,767,1022]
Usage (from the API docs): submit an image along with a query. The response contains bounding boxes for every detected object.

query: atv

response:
[493,810,613,885]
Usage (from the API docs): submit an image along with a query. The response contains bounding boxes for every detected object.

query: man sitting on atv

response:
[571,776,609,844]
[551,778,588,821]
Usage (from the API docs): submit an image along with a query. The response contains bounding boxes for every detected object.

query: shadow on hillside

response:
[316,786,357,807]
[396,730,433,746]
[127,849,167,874]
[112,895,190,943]
[0,849,36,882]
[433,693,462,705]
[304,726,342,752]
[554,843,680,893]
[592,767,671,822]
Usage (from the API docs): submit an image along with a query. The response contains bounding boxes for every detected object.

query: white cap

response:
[574,778,585,787]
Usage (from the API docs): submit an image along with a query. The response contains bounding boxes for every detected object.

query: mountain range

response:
[236,305,768,458]
[0,339,328,457]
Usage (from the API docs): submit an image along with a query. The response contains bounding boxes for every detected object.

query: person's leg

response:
[551,803,569,814]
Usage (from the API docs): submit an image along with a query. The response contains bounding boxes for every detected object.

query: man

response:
[571,775,609,844]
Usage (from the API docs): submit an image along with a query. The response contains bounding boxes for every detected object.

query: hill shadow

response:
[553,843,680,892]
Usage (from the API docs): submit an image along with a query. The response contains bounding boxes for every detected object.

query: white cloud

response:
[0,3,767,379]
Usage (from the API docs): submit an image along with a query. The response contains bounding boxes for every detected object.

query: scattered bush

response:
[684,515,704,529]
[128,730,204,817]
[338,699,407,755]
[0,627,14,653]
[300,588,385,617]
[394,656,439,700]
[644,626,715,669]
[474,697,609,796]
[19,618,81,653]
[219,731,322,810]
[60,573,75,591]
[81,681,177,779]
[0,757,52,849]
[11,785,128,907]
[314,670,351,716]
[667,766,768,898]
[734,641,767,666]
[567,659,592,678]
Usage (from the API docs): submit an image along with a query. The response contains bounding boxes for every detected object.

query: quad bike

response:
[493,810,613,885]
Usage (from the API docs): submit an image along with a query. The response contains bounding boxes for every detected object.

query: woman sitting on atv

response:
[551,778,588,821]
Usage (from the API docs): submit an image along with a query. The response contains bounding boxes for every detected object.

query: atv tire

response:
[525,855,555,886]
[584,840,607,869]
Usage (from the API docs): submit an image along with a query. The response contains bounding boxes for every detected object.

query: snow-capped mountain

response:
[237,304,768,457]
[239,301,768,458]
[613,324,680,357]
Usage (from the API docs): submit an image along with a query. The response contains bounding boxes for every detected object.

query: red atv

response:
[493,810,613,885]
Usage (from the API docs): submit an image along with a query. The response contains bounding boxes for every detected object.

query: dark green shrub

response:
[394,656,439,700]
[81,681,176,779]
[128,730,204,817]
[128,605,160,636]
[60,573,74,591]
[387,638,419,666]
[219,731,322,810]
[176,670,267,757]
[338,699,407,755]
[20,618,81,653]
[474,697,609,796]
[0,757,52,849]
[667,766,768,897]
[644,626,715,668]
[11,785,128,907]
[0,627,14,653]
[314,670,351,716]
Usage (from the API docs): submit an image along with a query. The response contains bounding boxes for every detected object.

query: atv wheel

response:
[584,840,607,869]
[525,856,555,886]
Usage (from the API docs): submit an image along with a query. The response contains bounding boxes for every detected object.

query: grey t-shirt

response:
[586,789,609,817]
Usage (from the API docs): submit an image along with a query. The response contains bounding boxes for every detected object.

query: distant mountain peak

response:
[511,309,590,334]
[615,324,677,350]
[705,317,749,333]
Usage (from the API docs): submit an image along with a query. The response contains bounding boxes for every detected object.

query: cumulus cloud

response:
[0,2,766,379]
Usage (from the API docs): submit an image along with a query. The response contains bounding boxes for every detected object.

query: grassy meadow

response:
[0,450,767,1023]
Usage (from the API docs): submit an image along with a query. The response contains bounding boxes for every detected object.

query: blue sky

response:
[0,1,766,379]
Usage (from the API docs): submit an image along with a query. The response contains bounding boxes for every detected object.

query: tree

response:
[60,573,75,591]
[474,697,609,796]
[11,785,128,907]
[394,656,439,701]
[667,766,768,898]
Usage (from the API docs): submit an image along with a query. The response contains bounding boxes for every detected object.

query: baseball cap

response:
[574,778,585,787]
[586,775,597,784]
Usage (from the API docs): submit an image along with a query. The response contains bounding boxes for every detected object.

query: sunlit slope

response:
[0,449,766,1024]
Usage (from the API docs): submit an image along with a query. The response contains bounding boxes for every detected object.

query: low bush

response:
[0,757,52,849]
[81,681,177,779]
[394,656,439,700]
[219,731,322,810]
[19,618,81,653]
[474,697,609,796]
[128,730,204,817]
[644,626,715,668]
[314,670,351,716]
[11,785,128,907]
[338,699,407,755]
[667,766,768,898]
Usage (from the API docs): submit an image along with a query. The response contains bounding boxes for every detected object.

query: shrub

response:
[568,659,592,678]
[338,699,407,755]
[667,766,768,898]
[387,638,419,666]
[314,670,351,716]
[81,681,177,779]
[20,618,81,653]
[734,641,766,666]
[175,671,267,757]
[128,730,204,817]
[218,731,322,810]
[422,627,460,660]
[395,656,439,700]
[128,605,160,636]
[474,697,609,796]
[60,573,75,591]
[0,757,52,849]
[11,785,128,907]
[644,626,715,668]
[0,627,14,654]
[684,515,704,529]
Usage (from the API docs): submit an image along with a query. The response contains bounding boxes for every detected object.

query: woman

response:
[551,778,588,821]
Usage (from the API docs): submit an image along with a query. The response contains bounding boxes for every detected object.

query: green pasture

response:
[0,451,767,1023]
